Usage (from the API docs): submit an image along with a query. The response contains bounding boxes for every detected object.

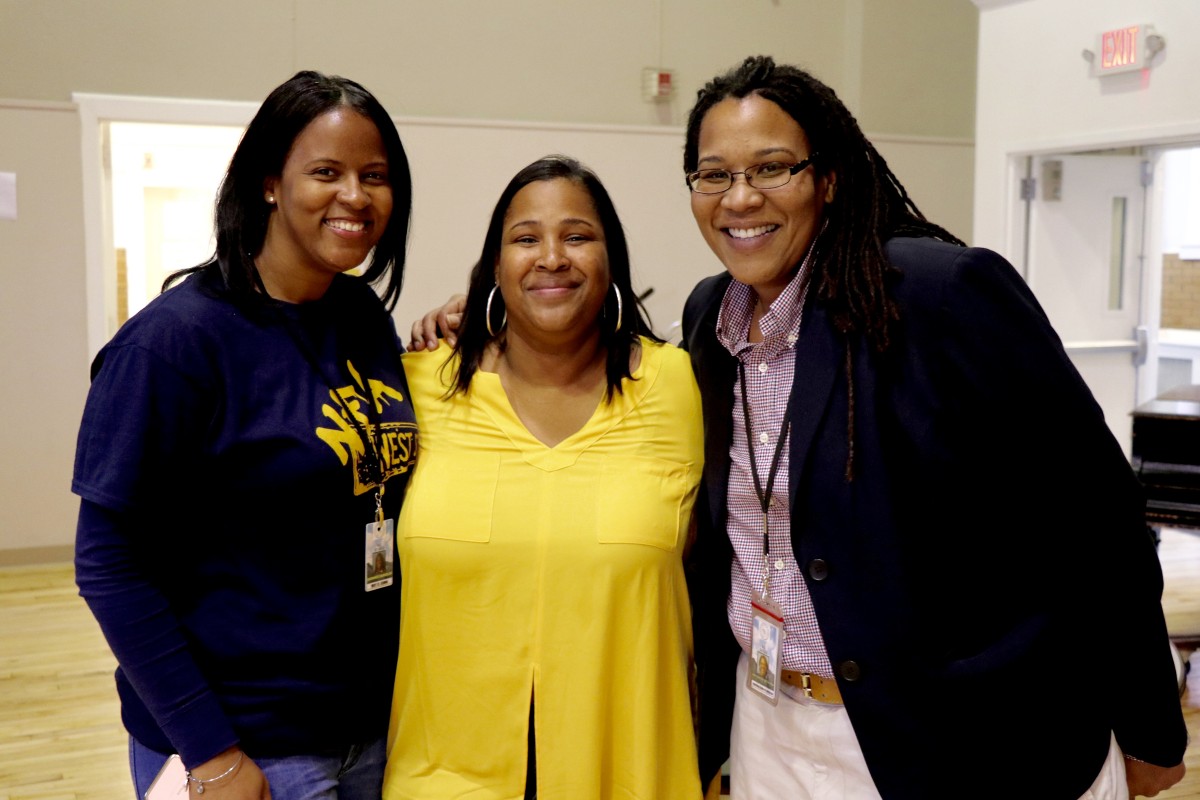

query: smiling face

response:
[690,94,835,307]
[258,107,392,302]
[495,178,610,344]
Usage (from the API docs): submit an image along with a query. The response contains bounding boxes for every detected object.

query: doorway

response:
[1155,146,1200,396]
[1016,142,1200,455]
[75,93,257,358]
[109,121,243,326]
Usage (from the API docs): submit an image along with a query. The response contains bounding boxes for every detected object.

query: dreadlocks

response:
[685,56,965,478]
[684,55,963,354]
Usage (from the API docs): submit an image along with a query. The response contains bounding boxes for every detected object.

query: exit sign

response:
[1092,24,1149,76]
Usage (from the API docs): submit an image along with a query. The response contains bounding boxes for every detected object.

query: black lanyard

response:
[737,359,790,560]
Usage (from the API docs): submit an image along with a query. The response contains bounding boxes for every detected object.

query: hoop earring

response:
[610,284,623,333]
[486,285,506,338]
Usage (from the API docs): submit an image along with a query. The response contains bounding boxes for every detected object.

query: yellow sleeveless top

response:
[384,338,703,800]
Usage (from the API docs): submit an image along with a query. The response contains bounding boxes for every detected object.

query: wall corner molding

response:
[971,0,1032,9]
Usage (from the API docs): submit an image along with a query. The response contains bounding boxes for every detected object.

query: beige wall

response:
[0,0,979,560]
[0,0,975,131]
[0,103,90,561]
[0,0,847,128]
[860,0,978,138]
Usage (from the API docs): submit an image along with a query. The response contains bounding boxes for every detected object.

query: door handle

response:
[1133,325,1148,367]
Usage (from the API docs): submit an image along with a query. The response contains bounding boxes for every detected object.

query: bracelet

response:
[1122,753,1148,764]
[186,751,244,794]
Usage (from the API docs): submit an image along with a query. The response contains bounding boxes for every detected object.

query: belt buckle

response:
[801,672,814,699]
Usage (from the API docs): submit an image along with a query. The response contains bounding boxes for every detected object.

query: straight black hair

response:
[450,155,659,400]
[165,70,412,309]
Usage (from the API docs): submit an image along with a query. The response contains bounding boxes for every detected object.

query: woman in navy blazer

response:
[682,56,1186,799]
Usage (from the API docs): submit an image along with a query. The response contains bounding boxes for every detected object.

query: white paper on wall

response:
[0,172,16,220]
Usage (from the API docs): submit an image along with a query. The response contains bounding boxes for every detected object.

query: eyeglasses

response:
[685,154,820,195]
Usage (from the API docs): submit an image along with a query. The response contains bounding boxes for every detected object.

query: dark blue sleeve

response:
[73,342,207,513]
[73,341,238,767]
[75,500,238,766]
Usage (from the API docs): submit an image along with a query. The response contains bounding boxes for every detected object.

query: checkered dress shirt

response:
[716,260,834,678]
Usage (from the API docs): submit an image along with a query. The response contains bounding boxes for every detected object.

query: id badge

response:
[364,518,394,592]
[747,591,785,705]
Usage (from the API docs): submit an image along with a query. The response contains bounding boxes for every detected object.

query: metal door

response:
[1024,153,1147,454]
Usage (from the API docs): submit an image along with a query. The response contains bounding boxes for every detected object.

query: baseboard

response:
[0,545,73,567]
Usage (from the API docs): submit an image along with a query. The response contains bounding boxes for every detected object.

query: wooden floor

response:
[0,563,126,800]
[2,530,1199,800]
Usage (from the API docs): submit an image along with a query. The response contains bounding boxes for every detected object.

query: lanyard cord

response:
[737,360,791,558]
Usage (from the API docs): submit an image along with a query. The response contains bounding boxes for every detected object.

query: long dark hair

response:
[449,155,658,400]
[685,55,963,353]
[165,70,412,309]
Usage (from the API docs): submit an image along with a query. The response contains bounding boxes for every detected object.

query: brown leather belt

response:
[780,670,843,704]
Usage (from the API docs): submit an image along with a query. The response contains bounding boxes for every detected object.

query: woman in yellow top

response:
[384,155,704,800]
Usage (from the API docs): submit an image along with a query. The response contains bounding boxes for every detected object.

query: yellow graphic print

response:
[316,360,419,495]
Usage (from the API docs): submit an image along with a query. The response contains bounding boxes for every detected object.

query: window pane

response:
[1109,196,1126,311]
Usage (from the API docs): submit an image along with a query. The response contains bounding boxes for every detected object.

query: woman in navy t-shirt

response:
[73,71,417,800]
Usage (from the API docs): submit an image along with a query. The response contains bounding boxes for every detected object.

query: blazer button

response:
[839,660,862,682]
[807,559,829,581]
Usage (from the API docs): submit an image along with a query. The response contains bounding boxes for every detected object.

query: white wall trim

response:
[393,124,975,148]
[72,93,260,125]
[0,98,76,113]
[971,0,1032,9]
[1007,123,1200,158]
[76,96,114,362]
[870,133,974,148]
[395,114,683,138]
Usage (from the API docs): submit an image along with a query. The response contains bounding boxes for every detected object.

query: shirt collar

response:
[715,249,816,358]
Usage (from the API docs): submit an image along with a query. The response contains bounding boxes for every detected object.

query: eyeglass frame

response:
[684,153,821,195]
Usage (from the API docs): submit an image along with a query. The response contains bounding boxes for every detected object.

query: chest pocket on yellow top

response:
[399,450,498,543]
[594,456,697,552]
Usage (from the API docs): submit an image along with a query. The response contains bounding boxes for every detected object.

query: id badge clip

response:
[747,590,785,705]
[365,489,394,592]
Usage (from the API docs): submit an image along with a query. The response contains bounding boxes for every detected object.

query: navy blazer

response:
[683,237,1187,799]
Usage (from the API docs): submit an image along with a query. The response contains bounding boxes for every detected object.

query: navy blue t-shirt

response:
[73,267,417,765]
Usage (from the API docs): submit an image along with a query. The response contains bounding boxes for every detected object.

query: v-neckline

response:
[475,371,605,454]
[471,339,654,472]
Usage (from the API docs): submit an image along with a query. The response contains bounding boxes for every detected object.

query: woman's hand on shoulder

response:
[186,748,271,800]
[409,294,467,351]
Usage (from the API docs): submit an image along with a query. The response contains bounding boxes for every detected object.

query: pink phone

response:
[145,754,188,800]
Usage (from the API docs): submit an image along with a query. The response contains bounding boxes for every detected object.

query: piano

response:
[1132,384,1200,658]
[1132,384,1200,533]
